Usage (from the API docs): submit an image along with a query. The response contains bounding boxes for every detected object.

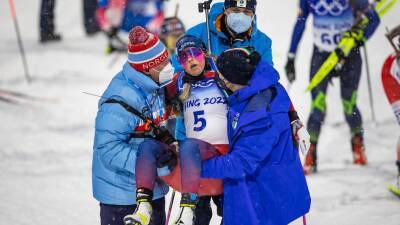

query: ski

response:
[306,0,398,92]
[0,88,57,102]
[387,184,400,198]
[0,94,19,104]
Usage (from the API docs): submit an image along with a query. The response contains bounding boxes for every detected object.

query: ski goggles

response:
[177,47,205,65]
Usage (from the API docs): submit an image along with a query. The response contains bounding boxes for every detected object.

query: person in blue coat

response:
[201,48,311,225]
[172,0,272,69]
[92,26,176,225]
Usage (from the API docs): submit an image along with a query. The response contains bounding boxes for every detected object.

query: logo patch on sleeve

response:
[232,112,240,129]
[236,0,247,8]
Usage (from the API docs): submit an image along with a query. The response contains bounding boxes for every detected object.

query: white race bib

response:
[182,79,229,145]
[311,0,354,52]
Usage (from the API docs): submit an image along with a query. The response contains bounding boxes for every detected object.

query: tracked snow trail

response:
[0,0,399,224]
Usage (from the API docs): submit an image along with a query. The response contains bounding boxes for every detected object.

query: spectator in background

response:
[39,0,61,43]
[96,0,165,52]
[83,0,100,36]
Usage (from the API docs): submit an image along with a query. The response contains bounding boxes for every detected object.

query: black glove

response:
[343,24,366,47]
[156,148,177,170]
[333,47,346,74]
[153,127,176,145]
[285,54,296,83]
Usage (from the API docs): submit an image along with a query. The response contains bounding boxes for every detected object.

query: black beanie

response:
[224,0,257,13]
[216,48,261,85]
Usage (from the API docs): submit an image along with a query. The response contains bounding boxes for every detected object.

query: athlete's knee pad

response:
[342,91,359,116]
[311,92,327,114]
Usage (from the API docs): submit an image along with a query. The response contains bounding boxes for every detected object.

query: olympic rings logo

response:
[310,0,349,16]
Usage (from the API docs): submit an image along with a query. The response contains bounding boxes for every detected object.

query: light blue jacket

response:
[187,2,273,65]
[92,63,169,205]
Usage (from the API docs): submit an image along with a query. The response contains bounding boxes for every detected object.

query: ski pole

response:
[165,190,176,225]
[174,3,180,17]
[198,0,213,53]
[8,0,31,83]
[362,45,377,124]
[303,215,307,225]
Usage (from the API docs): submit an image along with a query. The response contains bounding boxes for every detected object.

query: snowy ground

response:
[0,0,399,224]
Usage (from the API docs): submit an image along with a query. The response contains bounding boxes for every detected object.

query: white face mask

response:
[156,63,174,87]
[226,12,253,34]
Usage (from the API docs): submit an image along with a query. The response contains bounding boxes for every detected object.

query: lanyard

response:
[129,81,164,121]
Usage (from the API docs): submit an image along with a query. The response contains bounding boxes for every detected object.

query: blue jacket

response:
[172,2,273,69]
[92,63,169,205]
[201,61,311,225]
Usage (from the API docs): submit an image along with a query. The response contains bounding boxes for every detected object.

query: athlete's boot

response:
[303,143,317,175]
[124,188,153,225]
[351,134,367,165]
[173,193,198,225]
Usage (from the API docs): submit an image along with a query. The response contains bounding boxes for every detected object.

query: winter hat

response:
[175,35,207,56]
[128,26,169,72]
[224,0,257,13]
[216,47,261,85]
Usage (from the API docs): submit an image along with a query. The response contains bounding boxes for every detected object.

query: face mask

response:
[226,12,253,34]
[156,63,174,87]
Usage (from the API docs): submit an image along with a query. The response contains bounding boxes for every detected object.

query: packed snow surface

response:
[0,0,399,224]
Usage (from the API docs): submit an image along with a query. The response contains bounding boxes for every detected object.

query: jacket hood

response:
[209,2,260,40]
[122,62,160,93]
[99,62,160,106]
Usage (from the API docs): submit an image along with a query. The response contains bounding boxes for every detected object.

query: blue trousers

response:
[307,47,363,144]
[136,139,224,225]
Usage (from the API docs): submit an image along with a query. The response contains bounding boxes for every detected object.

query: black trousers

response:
[83,0,99,33]
[194,195,223,225]
[39,0,56,35]
[100,198,166,225]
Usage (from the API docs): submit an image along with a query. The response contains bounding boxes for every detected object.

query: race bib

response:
[310,0,354,51]
[182,80,229,145]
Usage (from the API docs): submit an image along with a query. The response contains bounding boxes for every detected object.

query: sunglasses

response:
[177,47,205,65]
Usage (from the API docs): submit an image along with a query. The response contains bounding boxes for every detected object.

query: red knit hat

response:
[127,26,169,72]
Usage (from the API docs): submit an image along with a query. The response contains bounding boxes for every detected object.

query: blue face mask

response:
[226,12,253,34]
